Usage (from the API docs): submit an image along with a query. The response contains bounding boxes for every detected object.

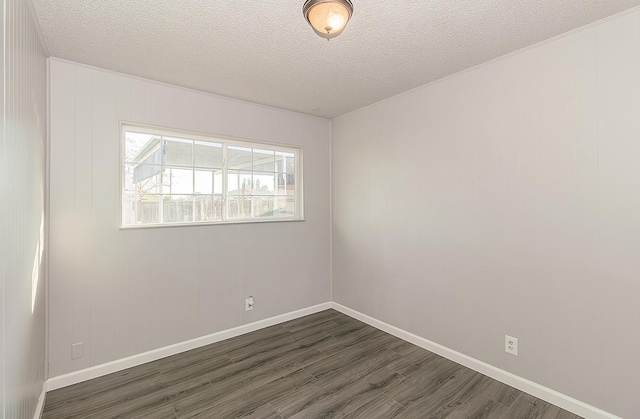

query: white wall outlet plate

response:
[245,296,254,311]
[72,342,84,360]
[505,335,518,356]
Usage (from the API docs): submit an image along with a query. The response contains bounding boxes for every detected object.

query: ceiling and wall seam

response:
[333,4,640,122]
[47,58,331,123]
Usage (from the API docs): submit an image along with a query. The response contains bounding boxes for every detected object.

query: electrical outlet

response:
[245,296,254,311]
[505,335,518,356]
[72,342,84,360]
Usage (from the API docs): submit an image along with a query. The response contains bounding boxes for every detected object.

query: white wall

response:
[332,9,640,419]
[48,59,331,378]
[0,0,48,417]
[1,2,5,411]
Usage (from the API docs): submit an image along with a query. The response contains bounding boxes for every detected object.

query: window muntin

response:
[121,125,302,227]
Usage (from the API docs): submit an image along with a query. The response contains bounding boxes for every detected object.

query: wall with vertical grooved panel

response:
[47,59,331,379]
[1,0,48,418]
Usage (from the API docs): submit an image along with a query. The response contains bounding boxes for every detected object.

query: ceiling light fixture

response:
[303,0,353,40]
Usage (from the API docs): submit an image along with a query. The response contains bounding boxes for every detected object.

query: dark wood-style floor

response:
[43,310,583,419]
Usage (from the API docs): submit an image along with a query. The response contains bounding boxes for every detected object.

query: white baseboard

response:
[34,381,47,419]
[47,302,331,391]
[330,302,620,419]
[45,300,619,419]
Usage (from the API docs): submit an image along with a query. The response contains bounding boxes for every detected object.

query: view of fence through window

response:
[122,126,301,227]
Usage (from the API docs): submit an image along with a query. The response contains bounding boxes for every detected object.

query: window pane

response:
[194,141,222,168]
[130,144,163,166]
[276,151,295,173]
[214,171,223,194]
[129,164,163,194]
[228,146,252,170]
[253,196,275,217]
[161,168,193,194]
[122,193,135,225]
[228,171,238,194]
[228,171,252,195]
[276,173,295,195]
[253,149,275,172]
[253,172,275,195]
[134,173,162,194]
[274,196,296,217]
[132,168,163,194]
[163,137,193,166]
[125,132,157,163]
[228,196,252,219]
[163,195,193,223]
[123,194,160,225]
[195,195,222,222]
[124,164,136,192]
[194,170,213,194]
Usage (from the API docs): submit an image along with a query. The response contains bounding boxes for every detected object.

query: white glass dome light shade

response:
[303,0,354,40]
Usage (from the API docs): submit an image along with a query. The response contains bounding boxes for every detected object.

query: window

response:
[121,124,302,227]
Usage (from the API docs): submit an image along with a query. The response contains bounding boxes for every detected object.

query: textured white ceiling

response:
[32,0,640,118]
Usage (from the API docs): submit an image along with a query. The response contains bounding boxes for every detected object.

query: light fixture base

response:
[303,0,354,40]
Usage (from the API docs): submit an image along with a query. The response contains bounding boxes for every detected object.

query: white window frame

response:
[119,122,304,229]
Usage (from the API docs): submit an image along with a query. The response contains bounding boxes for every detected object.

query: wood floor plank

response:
[228,330,333,364]
[289,321,340,342]
[476,378,523,407]
[292,330,336,349]
[242,403,282,419]
[88,401,180,419]
[286,367,404,419]
[343,349,404,382]
[324,320,369,339]
[384,339,421,357]
[177,369,314,419]
[159,353,233,377]
[211,345,324,395]
[446,393,508,419]
[384,356,463,408]
[498,394,583,419]
[278,310,343,330]
[207,345,325,391]
[348,330,404,354]
[224,324,294,353]
[341,396,405,418]
[316,325,386,356]
[271,370,361,417]
[154,342,231,372]
[498,393,553,419]
[384,346,446,378]
[226,332,297,363]
[125,405,177,419]
[552,408,585,419]
[331,313,364,325]
[304,342,392,380]
[392,369,488,419]
[283,318,340,336]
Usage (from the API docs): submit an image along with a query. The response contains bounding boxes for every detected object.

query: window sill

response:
[119,217,306,230]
